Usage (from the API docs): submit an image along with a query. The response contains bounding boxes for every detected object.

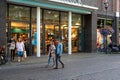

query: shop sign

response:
[49,0,82,5]
[49,0,98,10]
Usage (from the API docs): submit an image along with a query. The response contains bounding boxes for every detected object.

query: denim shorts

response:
[17,51,23,57]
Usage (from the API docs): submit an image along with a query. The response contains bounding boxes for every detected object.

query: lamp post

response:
[104,1,109,54]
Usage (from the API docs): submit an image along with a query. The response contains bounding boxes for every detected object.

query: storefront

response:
[5,0,98,57]
[97,18,113,48]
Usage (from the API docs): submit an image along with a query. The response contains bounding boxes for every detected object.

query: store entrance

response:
[7,20,31,55]
[44,23,60,54]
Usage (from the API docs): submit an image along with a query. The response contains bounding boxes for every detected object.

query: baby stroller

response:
[108,43,119,53]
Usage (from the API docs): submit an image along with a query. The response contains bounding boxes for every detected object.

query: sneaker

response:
[53,67,58,69]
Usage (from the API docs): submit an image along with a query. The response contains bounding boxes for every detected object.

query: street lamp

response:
[104,1,109,54]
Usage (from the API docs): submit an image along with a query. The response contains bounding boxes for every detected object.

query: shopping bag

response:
[23,51,27,58]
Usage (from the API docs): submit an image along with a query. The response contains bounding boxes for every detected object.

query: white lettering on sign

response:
[49,0,98,10]
[49,0,82,5]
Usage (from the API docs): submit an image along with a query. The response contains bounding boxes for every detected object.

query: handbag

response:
[10,43,15,50]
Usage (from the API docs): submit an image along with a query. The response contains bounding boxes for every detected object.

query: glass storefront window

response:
[97,19,113,48]
[43,10,59,53]
[61,12,68,52]
[44,10,59,24]
[10,21,30,40]
[97,19,113,28]
[72,13,82,52]
[7,4,84,54]
[97,19,104,28]
[9,5,30,21]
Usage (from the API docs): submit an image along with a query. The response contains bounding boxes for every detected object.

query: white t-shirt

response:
[16,41,24,51]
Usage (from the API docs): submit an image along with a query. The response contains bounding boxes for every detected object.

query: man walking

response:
[53,39,64,69]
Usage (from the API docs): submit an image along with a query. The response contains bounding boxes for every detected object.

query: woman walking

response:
[47,40,56,67]
[16,38,25,62]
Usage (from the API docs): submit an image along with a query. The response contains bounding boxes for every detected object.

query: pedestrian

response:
[47,40,56,67]
[16,38,25,62]
[24,39,29,56]
[53,39,64,69]
[9,36,16,61]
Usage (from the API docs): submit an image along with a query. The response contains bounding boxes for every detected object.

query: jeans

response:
[48,53,55,66]
[17,51,23,57]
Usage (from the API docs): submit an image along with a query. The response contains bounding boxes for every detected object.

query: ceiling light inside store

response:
[54,14,58,18]
[62,24,67,27]
[75,22,81,26]
[48,11,51,14]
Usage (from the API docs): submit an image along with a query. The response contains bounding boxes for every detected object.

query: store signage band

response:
[49,0,98,10]
[49,0,82,5]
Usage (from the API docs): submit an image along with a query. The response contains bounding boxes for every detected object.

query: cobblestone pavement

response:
[0,53,120,80]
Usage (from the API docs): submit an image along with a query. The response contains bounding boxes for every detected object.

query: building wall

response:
[0,0,7,46]
[97,0,120,46]
[84,11,97,52]
[81,0,97,7]
[97,0,115,16]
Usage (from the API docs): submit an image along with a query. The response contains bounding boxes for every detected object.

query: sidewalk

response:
[1,52,120,80]
[0,53,106,68]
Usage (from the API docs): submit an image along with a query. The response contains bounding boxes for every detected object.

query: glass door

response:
[44,24,59,54]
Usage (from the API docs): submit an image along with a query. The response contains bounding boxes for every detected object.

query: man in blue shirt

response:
[53,39,64,69]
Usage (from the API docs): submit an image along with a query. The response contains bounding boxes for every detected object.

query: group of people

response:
[9,37,28,62]
[47,39,64,69]
[9,36,64,69]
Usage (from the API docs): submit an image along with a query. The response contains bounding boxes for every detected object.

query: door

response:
[7,20,31,55]
[42,23,60,54]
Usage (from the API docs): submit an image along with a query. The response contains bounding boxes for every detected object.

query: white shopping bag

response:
[23,51,27,58]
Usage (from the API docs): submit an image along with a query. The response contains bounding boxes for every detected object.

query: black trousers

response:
[11,49,15,61]
[55,54,64,68]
